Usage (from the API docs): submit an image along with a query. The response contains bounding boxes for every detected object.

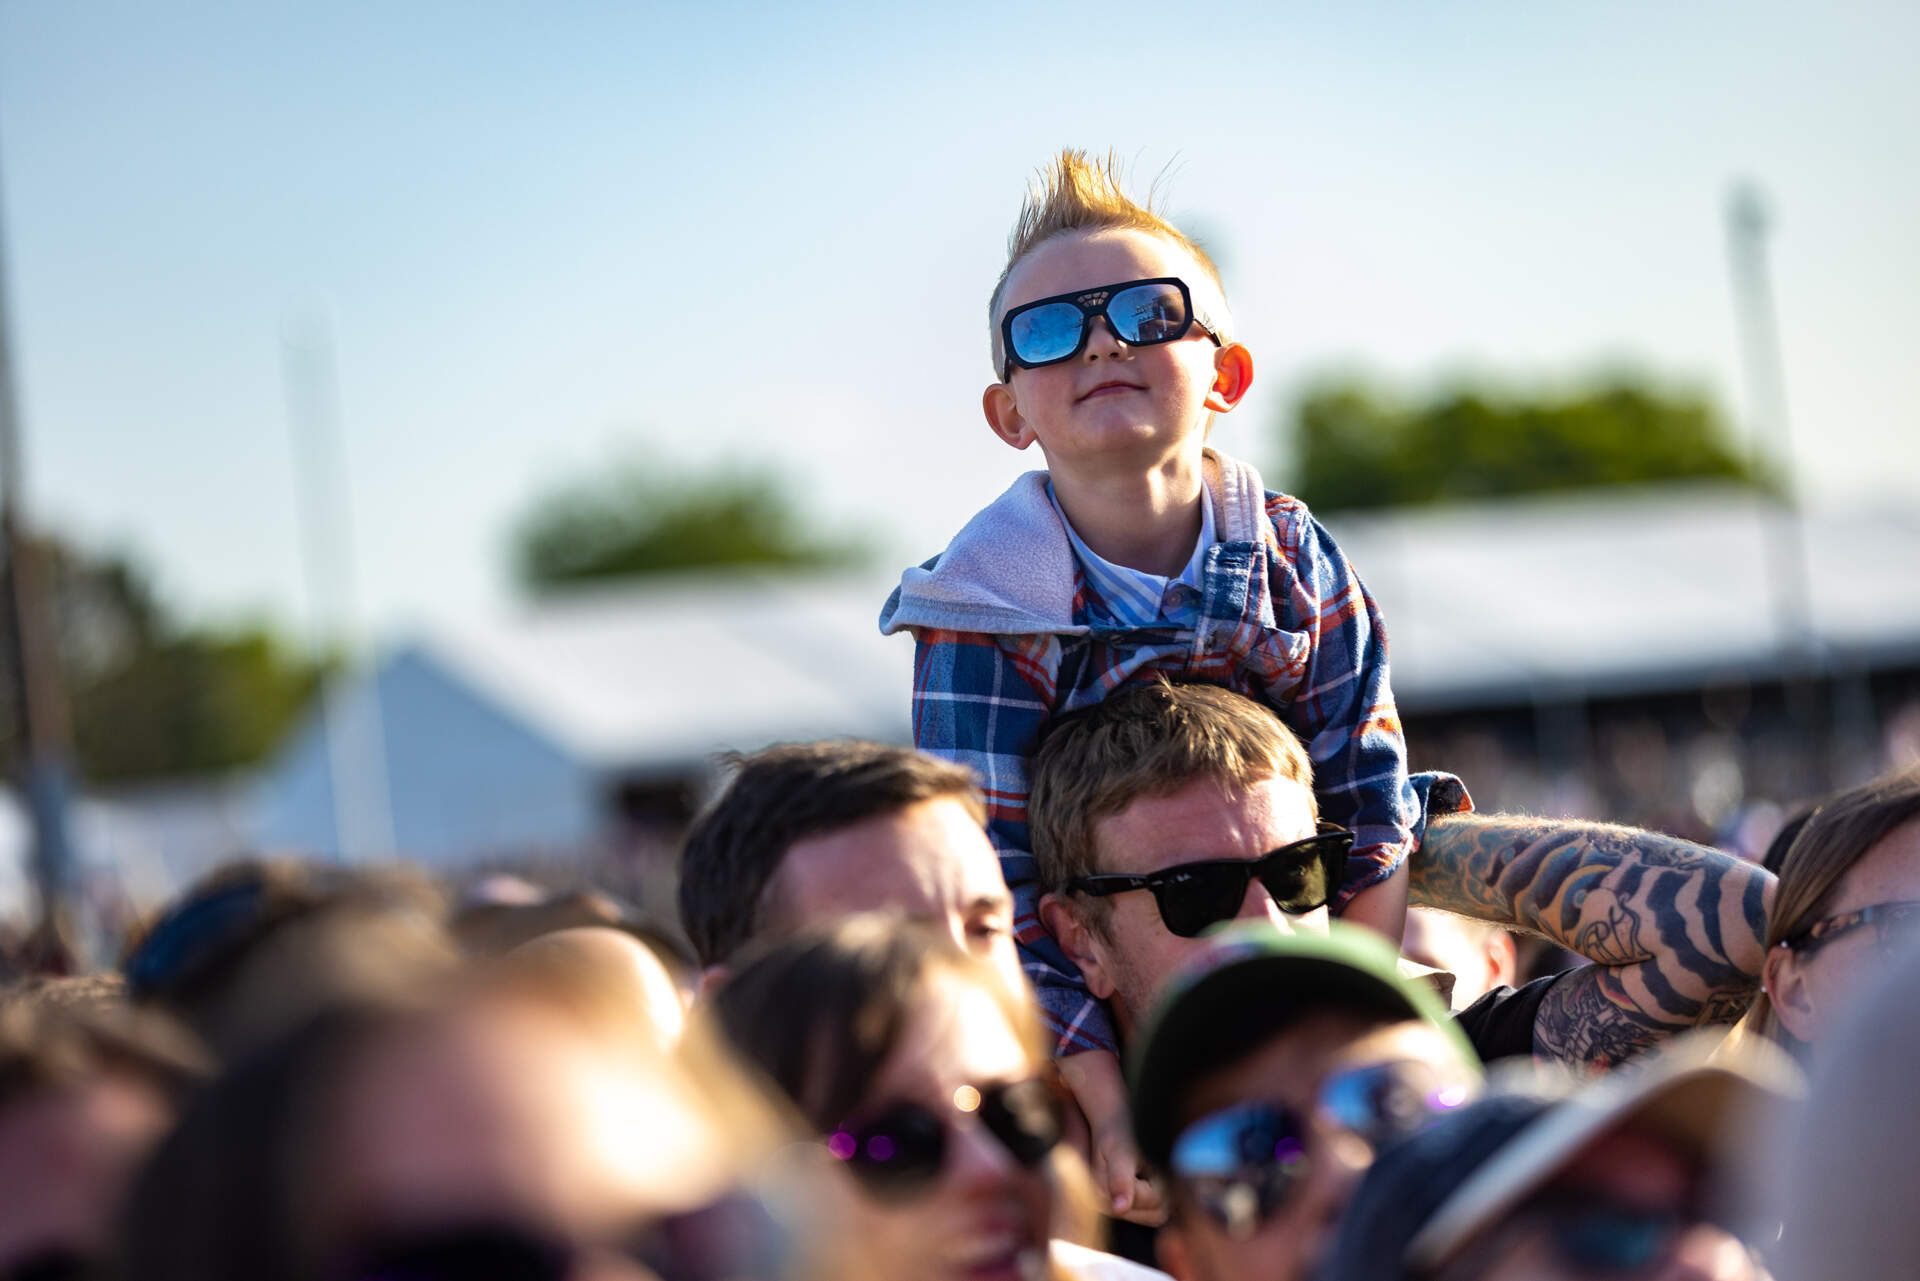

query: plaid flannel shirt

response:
[882,452,1418,1056]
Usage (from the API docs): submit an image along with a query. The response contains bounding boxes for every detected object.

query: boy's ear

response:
[983,382,1037,451]
[1203,342,1254,414]
[1040,892,1116,1000]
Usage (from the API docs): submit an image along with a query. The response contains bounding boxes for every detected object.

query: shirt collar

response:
[1048,481,1214,625]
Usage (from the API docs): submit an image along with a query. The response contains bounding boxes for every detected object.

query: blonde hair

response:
[1029,681,1316,901]
[1734,764,1920,1050]
[988,150,1234,376]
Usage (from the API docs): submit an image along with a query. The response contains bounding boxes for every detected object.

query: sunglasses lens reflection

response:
[830,1103,947,1197]
[1008,302,1087,366]
[1108,282,1188,342]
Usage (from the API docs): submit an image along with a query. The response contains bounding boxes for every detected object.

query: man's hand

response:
[1057,1047,1167,1225]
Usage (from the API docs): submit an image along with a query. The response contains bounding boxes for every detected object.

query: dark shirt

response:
[1451,973,1560,1063]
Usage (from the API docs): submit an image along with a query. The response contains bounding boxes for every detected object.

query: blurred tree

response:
[513,458,866,591]
[0,535,323,783]
[1285,375,1772,512]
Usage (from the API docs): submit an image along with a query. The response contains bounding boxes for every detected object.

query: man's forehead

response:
[769,798,1007,931]
[1091,773,1317,874]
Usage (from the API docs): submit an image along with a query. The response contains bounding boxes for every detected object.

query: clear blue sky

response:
[2,1,1914,641]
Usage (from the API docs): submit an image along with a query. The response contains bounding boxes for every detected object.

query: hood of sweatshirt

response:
[879,448,1273,638]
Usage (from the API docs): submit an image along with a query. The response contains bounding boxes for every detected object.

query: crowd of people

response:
[0,683,1915,1279]
[5,150,1917,1279]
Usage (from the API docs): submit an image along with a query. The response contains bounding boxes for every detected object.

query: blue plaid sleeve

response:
[1264,497,1419,906]
[911,627,1119,1057]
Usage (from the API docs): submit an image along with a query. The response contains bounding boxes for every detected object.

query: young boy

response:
[879,151,1418,1217]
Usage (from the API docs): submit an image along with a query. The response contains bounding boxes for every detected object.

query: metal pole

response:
[282,317,394,861]
[1725,181,1825,784]
[0,149,79,967]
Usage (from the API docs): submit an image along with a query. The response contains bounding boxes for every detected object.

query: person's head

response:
[1402,910,1518,1010]
[709,916,1083,1281]
[981,151,1253,486]
[1126,923,1481,1281]
[1774,937,1920,1280]
[122,857,458,1062]
[1327,1042,1787,1281]
[1031,680,1329,1034]
[677,740,1019,994]
[491,927,689,1049]
[0,997,205,1275]
[121,978,796,1281]
[1745,765,1920,1052]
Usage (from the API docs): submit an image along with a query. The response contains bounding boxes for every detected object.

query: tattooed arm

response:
[1409,814,1776,1068]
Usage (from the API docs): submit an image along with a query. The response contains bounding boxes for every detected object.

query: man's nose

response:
[1237,876,1292,930]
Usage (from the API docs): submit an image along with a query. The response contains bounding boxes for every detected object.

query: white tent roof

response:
[1328,484,1920,711]
[387,487,1920,776]
[410,572,915,772]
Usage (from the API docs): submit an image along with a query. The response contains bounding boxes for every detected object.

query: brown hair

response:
[122,858,455,1063]
[1739,764,1920,1047]
[678,741,986,967]
[707,914,1039,1130]
[704,915,1098,1256]
[988,149,1234,377]
[1028,681,1315,899]
[0,995,207,1116]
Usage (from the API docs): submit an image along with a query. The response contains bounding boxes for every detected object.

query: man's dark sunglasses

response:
[1066,826,1353,938]
[1783,899,1920,957]
[999,276,1221,379]
[826,1077,1064,1199]
[1169,1061,1471,1240]
[338,1189,789,1281]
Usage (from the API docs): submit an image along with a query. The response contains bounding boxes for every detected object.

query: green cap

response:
[1126,922,1477,1172]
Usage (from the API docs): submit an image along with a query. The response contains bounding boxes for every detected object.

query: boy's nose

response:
[1082,314,1127,360]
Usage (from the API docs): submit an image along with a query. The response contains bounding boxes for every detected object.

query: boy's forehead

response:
[999,226,1213,315]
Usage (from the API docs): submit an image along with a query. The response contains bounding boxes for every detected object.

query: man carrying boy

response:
[880,151,1416,1219]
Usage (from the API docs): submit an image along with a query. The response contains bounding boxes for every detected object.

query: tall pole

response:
[1726,181,1824,782]
[0,150,79,967]
[283,317,394,861]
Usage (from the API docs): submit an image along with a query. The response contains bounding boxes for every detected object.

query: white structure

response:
[122,485,1920,876]
[1329,484,1920,712]
[253,572,913,865]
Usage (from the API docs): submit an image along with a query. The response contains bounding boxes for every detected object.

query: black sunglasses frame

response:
[826,1076,1065,1200]
[1066,826,1354,938]
[1783,899,1920,956]
[999,276,1221,379]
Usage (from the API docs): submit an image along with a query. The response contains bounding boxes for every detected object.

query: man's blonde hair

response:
[988,150,1234,376]
[1029,681,1315,901]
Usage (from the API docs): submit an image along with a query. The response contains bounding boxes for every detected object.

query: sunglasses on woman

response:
[337,1189,789,1281]
[1066,826,1353,938]
[1783,899,1920,958]
[1169,1060,1473,1239]
[999,276,1221,379]
[826,1076,1065,1200]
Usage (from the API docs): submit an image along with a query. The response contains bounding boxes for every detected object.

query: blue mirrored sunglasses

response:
[1000,277,1220,379]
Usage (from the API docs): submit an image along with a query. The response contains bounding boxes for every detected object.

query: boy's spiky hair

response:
[988,149,1233,377]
